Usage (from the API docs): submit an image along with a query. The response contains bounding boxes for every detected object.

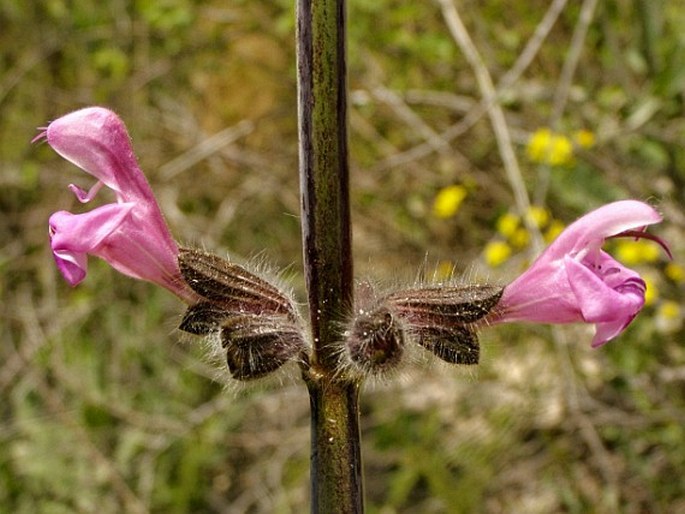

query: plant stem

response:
[296,0,363,512]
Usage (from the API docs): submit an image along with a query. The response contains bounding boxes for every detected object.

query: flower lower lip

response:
[616,277,647,295]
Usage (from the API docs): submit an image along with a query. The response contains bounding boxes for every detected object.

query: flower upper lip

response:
[554,201,663,253]
[43,108,152,200]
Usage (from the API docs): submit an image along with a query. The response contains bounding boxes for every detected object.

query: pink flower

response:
[490,200,669,347]
[36,107,193,301]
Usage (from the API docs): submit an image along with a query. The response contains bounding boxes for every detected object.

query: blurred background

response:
[1,0,684,512]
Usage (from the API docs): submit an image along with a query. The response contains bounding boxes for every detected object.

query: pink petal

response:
[52,249,88,286]
[46,107,155,202]
[498,266,581,324]
[564,256,644,323]
[540,200,662,262]
[49,203,135,254]
[489,201,665,347]
[591,318,636,347]
[42,108,197,302]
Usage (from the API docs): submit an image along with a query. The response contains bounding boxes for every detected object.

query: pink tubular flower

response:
[36,107,193,301]
[489,200,670,347]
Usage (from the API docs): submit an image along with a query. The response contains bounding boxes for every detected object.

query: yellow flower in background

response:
[525,205,550,228]
[544,220,565,243]
[655,300,683,334]
[493,206,555,252]
[658,301,681,320]
[615,239,661,265]
[526,128,573,166]
[640,243,661,262]
[484,240,512,267]
[614,241,641,265]
[526,128,553,162]
[433,185,467,219]
[643,274,658,306]
[573,129,596,149]
[496,212,520,238]
[665,262,685,284]
[509,227,530,249]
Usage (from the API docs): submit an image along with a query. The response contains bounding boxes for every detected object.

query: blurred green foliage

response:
[1,0,684,512]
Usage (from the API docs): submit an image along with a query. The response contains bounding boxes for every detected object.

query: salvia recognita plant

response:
[35,2,670,512]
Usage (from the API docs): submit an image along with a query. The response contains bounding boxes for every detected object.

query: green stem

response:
[307,379,363,513]
[296,0,363,512]
[636,0,661,75]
